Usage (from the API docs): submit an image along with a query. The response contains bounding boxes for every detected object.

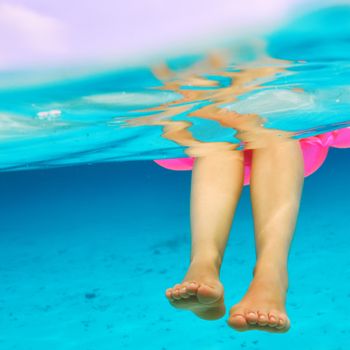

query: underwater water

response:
[0,149,349,350]
[0,3,350,350]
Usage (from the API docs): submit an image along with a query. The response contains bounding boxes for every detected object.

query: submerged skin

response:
[165,140,304,332]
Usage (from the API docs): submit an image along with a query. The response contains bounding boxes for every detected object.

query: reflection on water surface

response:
[0,6,349,170]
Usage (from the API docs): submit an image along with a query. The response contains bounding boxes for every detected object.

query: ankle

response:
[189,254,222,274]
[253,261,289,290]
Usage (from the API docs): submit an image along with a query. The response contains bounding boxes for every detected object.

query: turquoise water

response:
[0,150,349,349]
[0,4,350,350]
[0,6,350,170]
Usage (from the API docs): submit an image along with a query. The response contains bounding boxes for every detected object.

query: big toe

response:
[196,282,223,304]
[184,281,200,296]
[228,314,249,331]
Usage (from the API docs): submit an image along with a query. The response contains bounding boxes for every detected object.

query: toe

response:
[185,281,199,295]
[172,288,181,300]
[245,311,258,325]
[179,286,190,299]
[228,314,249,331]
[267,311,279,327]
[182,282,201,298]
[257,311,269,326]
[196,282,223,304]
[165,288,173,300]
[276,315,290,331]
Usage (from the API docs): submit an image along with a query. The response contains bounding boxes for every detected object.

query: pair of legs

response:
[165,140,304,332]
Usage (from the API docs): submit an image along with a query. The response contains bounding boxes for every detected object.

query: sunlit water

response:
[0,4,350,350]
[0,6,349,171]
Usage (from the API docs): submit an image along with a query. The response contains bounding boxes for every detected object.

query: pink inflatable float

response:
[154,127,350,185]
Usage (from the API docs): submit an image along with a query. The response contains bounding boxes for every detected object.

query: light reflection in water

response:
[125,48,296,158]
[0,6,349,170]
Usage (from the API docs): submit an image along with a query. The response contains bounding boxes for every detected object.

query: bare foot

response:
[165,261,225,320]
[228,264,290,333]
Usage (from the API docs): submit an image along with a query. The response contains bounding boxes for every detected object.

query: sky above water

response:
[1,0,348,69]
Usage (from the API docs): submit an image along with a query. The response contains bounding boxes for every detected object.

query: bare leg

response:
[228,140,304,332]
[165,150,244,320]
